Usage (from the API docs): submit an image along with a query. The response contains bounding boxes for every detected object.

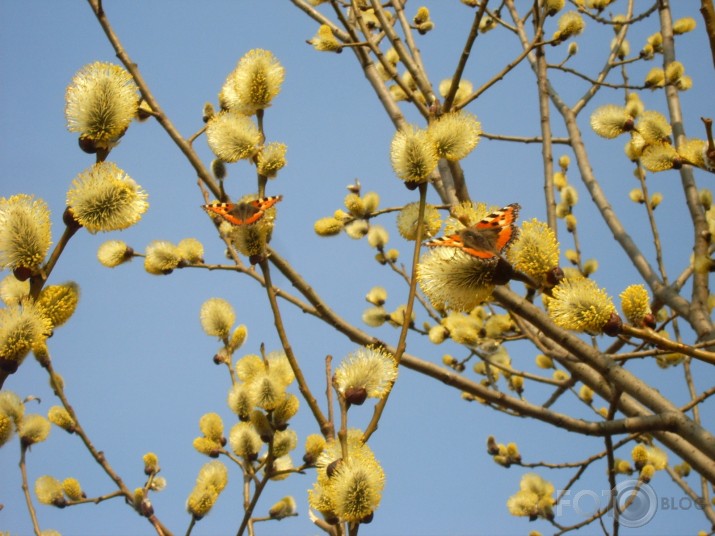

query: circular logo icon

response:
[613,479,657,528]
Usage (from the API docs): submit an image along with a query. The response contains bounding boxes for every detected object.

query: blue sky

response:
[1,2,713,535]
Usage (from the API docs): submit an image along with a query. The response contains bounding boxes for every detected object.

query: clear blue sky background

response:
[1,2,713,535]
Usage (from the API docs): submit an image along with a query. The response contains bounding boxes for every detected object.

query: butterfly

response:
[424,203,520,260]
[202,195,283,226]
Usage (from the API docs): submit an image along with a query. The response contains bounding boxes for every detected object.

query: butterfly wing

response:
[203,195,283,226]
[250,195,283,212]
[473,203,520,253]
[424,203,520,260]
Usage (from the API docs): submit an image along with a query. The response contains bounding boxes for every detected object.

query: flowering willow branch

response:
[458,37,543,110]
[701,0,715,69]
[86,0,221,200]
[480,132,570,144]
[532,12,558,233]
[659,0,713,341]
[363,182,427,443]
[351,2,424,119]
[259,259,332,437]
[620,324,715,365]
[370,0,434,108]
[493,286,715,483]
[443,1,489,112]
[43,359,172,535]
[572,0,634,115]
[19,445,42,536]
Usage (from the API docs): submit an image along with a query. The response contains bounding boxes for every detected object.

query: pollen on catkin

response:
[227,382,256,421]
[314,217,344,236]
[36,283,80,330]
[507,473,555,519]
[256,142,287,178]
[0,391,24,427]
[219,49,285,115]
[272,429,298,458]
[330,457,386,522]
[310,431,385,523]
[438,79,473,108]
[19,414,51,446]
[673,17,697,34]
[334,347,397,403]
[396,202,442,241]
[590,105,632,139]
[67,162,149,233]
[229,421,262,459]
[0,194,52,272]
[309,24,343,52]
[553,11,585,42]
[506,219,560,287]
[35,475,66,507]
[186,461,228,519]
[644,68,665,88]
[144,241,181,274]
[250,372,285,411]
[640,143,679,172]
[235,354,264,383]
[0,301,52,374]
[273,393,300,428]
[65,62,139,149]
[417,248,496,311]
[678,138,709,168]
[362,306,389,327]
[303,434,326,465]
[62,477,84,501]
[200,298,235,339]
[0,275,30,306]
[637,110,672,144]
[427,112,482,161]
[206,111,261,163]
[366,226,389,249]
[177,238,204,264]
[48,406,75,433]
[390,125,439,183]
[547,277,616,334]
[0,412,15,447]
[269,496,297,519]
[620,284,652,326]
[97,240,133,267]
[199,413,224,444]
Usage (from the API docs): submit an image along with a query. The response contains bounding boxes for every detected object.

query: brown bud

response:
[249,253,266,265]
[642,313,656,329]
[344,386,368,406]
[346,179,361,195]
[140,499,154,517]
[491,258,515,286]
[12,266,32,282]
[78,135,98,154]
[602,312,623,336]
[546,266,565,287]
[326,458,343,479]
[62,206,82,232]
[361,512,374,524]
[486,435,500,455]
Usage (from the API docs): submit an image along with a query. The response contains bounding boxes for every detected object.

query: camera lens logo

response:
[612,480,657,528]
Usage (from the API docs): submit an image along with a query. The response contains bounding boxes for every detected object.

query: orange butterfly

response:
[202,195,283,226]
[424,203,520,260]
